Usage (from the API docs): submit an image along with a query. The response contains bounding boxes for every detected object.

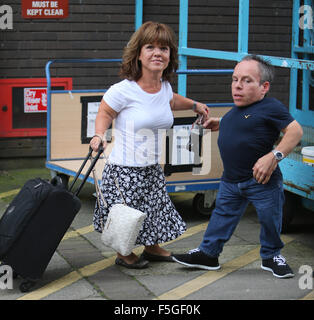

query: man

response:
[173,55,303,278]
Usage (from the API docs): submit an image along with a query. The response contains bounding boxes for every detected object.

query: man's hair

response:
[241,54,275,84]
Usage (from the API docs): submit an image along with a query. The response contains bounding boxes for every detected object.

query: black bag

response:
[0,178,57,258]
[0,147,103,292]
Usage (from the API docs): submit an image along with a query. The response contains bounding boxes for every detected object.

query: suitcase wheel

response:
[19,280,36,293]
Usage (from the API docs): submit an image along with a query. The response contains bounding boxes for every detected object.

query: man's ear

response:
[262,81,270,96]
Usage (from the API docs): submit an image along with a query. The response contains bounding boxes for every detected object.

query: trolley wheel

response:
[281,190,300,233]
[58,173,70,189]
[192,193,215,216]
[19,280,36,293]
[51,173,69,189]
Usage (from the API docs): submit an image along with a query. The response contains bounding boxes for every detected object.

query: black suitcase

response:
[0,147,103,292]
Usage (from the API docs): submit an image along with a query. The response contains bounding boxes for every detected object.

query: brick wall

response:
[0,1,297,162]
[1,0,293,105]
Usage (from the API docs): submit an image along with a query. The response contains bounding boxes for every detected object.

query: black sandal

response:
[115,257,149,269]
[141,250,174,262]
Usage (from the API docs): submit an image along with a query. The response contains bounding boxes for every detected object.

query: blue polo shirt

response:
[218,97,294,182]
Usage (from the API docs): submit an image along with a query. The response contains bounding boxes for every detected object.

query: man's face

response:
[231,60,269,107]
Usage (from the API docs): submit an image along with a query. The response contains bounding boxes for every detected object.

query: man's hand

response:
[202,117,221,131]
[252,152,278,184]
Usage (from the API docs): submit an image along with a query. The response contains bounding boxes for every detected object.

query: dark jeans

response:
[199,176,285,259]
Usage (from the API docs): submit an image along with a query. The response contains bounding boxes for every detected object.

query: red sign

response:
[24,88,47,113]
[22,0,69,19]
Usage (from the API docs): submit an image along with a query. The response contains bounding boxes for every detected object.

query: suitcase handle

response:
[68,146,104,196]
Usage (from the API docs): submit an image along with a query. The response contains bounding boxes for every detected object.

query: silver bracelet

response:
[93,134,104,143]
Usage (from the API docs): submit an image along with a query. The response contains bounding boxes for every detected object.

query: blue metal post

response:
[289,0,314,126]
[45,61,53,162]
[238,0,249,55]
[302,0,312,112]
[135,0,143,30]
[178,0,188,97]
[289,0,300,118]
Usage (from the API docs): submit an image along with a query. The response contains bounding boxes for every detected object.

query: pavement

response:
[0,185,314,308]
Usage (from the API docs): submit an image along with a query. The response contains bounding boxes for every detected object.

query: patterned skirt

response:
[93,163,186,246]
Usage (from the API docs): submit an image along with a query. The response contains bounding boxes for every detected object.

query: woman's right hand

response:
[90,134,106,152]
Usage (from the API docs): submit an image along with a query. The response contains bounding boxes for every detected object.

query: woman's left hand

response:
[194,102,210,124]
[171,94,209,124]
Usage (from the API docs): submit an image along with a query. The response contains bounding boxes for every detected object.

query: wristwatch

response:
[272,150,284,161]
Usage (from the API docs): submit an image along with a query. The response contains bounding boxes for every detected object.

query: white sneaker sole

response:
[172,257,221,270]
[261,265,294,278]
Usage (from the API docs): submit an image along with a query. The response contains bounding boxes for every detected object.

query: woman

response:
[90,21,209,269]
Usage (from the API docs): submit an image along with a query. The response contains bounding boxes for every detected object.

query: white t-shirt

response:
[103,79,174,166]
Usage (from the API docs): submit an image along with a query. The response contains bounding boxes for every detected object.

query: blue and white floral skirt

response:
[93,163,186,246]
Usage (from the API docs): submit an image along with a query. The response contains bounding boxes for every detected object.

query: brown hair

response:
[119,21,178,82]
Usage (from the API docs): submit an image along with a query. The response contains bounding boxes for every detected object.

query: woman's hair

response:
[119,21,178,82]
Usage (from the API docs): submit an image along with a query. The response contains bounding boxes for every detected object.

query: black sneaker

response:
[172,248,220,270]
[261,255,294,278]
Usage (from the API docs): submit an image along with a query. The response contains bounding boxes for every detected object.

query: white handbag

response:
[93,168,147,256]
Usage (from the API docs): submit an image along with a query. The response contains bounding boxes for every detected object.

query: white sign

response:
[171,124,194,166]
[86,101,100,138]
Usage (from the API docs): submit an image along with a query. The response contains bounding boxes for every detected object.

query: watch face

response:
[275,151,283,160]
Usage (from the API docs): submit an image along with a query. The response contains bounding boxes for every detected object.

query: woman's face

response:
[138,41,170,75]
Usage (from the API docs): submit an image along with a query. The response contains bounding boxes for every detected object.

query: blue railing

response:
[45,59,122,161]
[178,0,314,129]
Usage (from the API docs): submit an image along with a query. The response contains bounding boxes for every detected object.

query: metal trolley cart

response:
[45,0,313,222]
[45,59,231,216]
